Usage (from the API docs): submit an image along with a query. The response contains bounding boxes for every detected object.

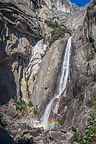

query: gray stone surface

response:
[43,0,79,23]
[89,57,96,73]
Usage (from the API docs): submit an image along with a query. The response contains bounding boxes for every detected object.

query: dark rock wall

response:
[0,0,42,104]
[0,59,16,104]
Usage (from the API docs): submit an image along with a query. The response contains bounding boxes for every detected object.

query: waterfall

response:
[41,37,72,130]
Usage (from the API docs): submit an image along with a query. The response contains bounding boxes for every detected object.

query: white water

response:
[41,37,72,129]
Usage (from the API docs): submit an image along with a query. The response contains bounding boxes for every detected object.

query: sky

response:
[69,0,91,7]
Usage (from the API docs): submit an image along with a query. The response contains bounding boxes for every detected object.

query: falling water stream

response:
[41,37,72,130]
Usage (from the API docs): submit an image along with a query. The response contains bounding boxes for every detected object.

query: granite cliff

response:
[0,0,96,144]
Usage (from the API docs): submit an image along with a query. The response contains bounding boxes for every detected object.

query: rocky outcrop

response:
[42,0,79,22]
[0,0,42,39]
[0,0,58,104]
[0,0,43,104]
[65,7,87,30]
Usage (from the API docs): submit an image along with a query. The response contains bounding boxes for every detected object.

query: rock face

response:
[0,0,59,104]
[0,0,44,104]
[43,0,79,22]
[0,0,96,143]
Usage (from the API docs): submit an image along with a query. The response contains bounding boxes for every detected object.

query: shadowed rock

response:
[0,127,16,144]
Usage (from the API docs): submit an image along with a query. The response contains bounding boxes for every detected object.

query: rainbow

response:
[44,121,57,130]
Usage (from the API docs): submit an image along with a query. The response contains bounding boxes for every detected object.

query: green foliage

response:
[14,96,17,103]
[44,20,59,28]
[33,106,38,115]
[86,94,96,111]
[92,72,96,82]
[79,113,96,144]
[20,100,26,105]
[28,100,33,107]
[77,93,84,102]
[70,113,96,144]
[44,19,71,47]
[0,12,3,17]
[72,126,77,132]
[32,73,37,81]
[0,112,7,127]
[78,94,84,102]
[50,25,71,47]
[70,132,79,143]
[86,44,95,61]
[70,93,96,144]
[51,27,70,37]
[16,104,22,111]
[86,99,93,107]
[49,35,63,47]
[22,111,25,116]
[70,92,96,144]
[16,99,26,111]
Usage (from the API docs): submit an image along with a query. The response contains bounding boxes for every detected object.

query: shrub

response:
[86,94,96,110]
[70,132,79,143]
[86,99,93,107]
[14,96,17,103]
[0,12,3,17]
[72,126,77,132]
[77,93,84,102]
[20,100,26,105]
[33,106,38,115]
[32,73,37,81]
[0,112,7,127]
[44,20,59,28]
[28,100,33,107]
[48,23,71,47]
[79,113,96,144]
[70,113,96,144]
[86,44,95,61]
[16,105,22,111]
[78,94,84,102]
[16,99,26,111]
[22,111,24,116]
[92,72,96,82]
[49,35,63,47]
[92,95,96,111]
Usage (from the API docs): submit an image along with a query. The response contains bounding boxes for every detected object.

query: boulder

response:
[6,100,17,118]
[49,131,67,143]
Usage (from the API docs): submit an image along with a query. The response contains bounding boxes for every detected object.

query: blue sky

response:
[69,0,91,7]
